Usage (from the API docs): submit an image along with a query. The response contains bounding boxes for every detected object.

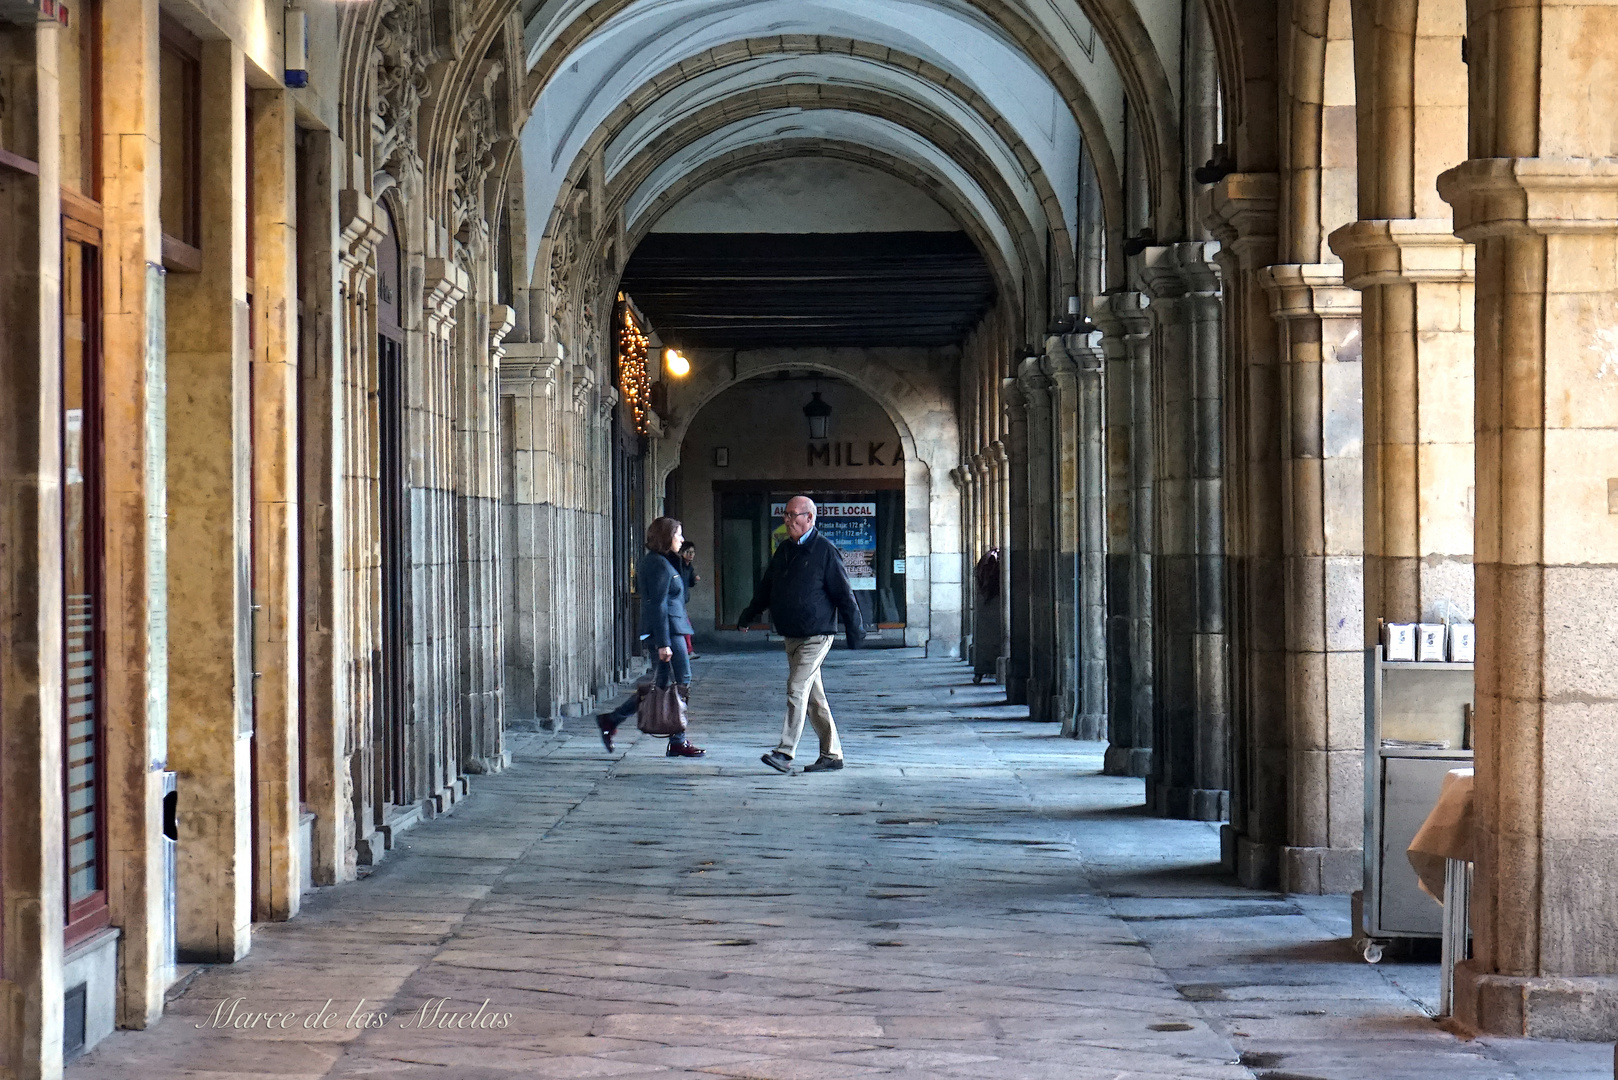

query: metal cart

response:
[1359,646,1473,962]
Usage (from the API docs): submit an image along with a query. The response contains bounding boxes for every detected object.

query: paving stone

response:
[67,653,1612,1079]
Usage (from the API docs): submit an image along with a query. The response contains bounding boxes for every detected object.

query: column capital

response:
[499,342,564,395]
[1439,156,1618,240]
[571,361,597,413]
[1139,241,1222,302]
[1016,354,1051,406]
[338,189,386,275]
[424,258,469,336]
[1328,219,1474,288]
[489,303,517,363]
[1201,172,1279,269]
[1091,291,1152,339]
[1258,263,1361,322]
[1046,332,1104,374]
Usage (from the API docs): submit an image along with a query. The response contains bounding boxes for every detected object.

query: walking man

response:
[739,496,865,773]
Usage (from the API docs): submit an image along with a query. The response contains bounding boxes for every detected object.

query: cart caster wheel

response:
[1361,939,1385,964]
[973,674,985,685]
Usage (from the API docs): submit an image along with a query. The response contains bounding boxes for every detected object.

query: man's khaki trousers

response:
[776,635,842,761]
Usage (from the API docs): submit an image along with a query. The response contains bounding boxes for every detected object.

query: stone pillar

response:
[166,40,251,962]
[1047,333,1108,738]
[1001,385,1031,707]
[1438,151,1618,1037]
[1140,243,1230,821]
[98,0,170,1026]
[1095,293,1154,776]
[0,21,66,1076]
[1040,341,1081,730]
[247,87,301,922]
[334,189,382,872]
[499,344,563,723]
[419,258,468,807]
[1205,175,1286,882]
[1330,221,1475,634]
[1260,264,1365,894]
[298,154,367,888]
[1015,356,1056,722]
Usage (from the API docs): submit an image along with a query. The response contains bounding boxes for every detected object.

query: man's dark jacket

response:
[738,531,866,645]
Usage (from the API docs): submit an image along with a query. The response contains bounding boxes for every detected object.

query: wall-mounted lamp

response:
[664,348,691,378]
[284,2,309,88]
[802,390,833,441]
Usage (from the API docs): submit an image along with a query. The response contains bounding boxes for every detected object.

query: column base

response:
[1103,745,1151,777]
[1224,829,1280,889]
[1146,781,1229,821]
[1456,963,1618,1040]
[925,637,961,659]
[1062,711,1106,740]
[1279,845,1361,895]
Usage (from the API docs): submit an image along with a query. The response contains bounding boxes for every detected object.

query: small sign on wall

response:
[713,447,729,467]
[893,559,906,574]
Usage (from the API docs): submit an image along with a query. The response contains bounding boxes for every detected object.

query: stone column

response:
[1438,152,1618,1037]
[298,157,368,888]
[1330,222,1475,634]
[0,20,66,1074]
[1015,356,1056,722]
[166,40,251,962]
[98,0,170,1025]
[1260,264,1365,894]
[1046,333,1108,738]
[1075,336,1109,739]
[419,258,468,808]
[1040,341,1081,730]
[1000,387,1031,707]
[335,189,382,871]
[991,440,1012,687]
[1205,175,1286,882]
[1095,293,1154,776]
[1140,243,1230,821]
[247,88,301,922]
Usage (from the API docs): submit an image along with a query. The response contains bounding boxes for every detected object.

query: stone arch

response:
[538,37,1085,275]
[659,350,962,655]
[521,1,1147,234]
[627,140,1022,322]
[598,91,1054,330]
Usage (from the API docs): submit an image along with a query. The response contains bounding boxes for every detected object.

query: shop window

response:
[62,230,108,946]
[159,16,201,269]
[58,0,100,200]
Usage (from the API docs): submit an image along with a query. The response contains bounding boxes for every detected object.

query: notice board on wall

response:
[770,499,878,590]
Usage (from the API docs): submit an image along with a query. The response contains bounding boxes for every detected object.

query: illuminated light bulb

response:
[665,349,691,377]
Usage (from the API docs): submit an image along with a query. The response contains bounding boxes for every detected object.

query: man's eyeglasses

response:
[782,510,814,519]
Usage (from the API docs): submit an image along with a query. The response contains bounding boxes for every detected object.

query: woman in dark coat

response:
[596,517,705,757]
[678,540,700,659]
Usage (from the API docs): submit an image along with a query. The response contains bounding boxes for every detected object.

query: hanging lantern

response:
[802,390,832,441]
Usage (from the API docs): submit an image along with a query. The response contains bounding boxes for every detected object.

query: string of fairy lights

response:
[616,295,653,436]
[616,292,691,437]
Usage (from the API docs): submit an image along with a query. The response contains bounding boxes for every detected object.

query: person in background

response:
[738,495,864,774]
[678,540,701,659]
[595,517,705,757]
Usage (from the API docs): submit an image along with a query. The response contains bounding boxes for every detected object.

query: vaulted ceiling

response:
[516,0,1187,347]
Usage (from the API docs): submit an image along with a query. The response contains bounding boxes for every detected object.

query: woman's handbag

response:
[636,679,688,736]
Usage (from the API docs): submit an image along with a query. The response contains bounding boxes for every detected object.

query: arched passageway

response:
[4,0,1618,1073]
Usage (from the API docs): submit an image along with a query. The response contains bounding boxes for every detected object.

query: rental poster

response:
[770,500,878,590]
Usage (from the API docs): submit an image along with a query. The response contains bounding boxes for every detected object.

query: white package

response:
[1448,622,1476,663]
[1385,622,1416,662]
[1417,623,1447,662]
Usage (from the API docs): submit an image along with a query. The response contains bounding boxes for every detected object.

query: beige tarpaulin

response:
[1407,768,1474,901]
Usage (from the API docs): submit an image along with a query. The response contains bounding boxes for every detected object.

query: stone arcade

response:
[0,0,1616,1076]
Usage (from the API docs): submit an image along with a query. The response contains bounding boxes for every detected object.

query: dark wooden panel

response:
[620,232,995,349]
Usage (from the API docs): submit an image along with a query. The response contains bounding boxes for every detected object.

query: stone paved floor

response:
[70,649,1611,1080]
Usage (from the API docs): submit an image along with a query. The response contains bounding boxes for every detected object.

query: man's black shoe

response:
[761,750,792,773]
[803,755,844,773]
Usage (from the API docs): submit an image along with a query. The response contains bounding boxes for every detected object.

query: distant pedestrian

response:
[596,517,706,757]
[739,496,865,774]
[678,540,701,658]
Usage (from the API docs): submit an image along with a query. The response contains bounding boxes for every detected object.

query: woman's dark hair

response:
[679,540,696,553]
[645,516,683,553]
